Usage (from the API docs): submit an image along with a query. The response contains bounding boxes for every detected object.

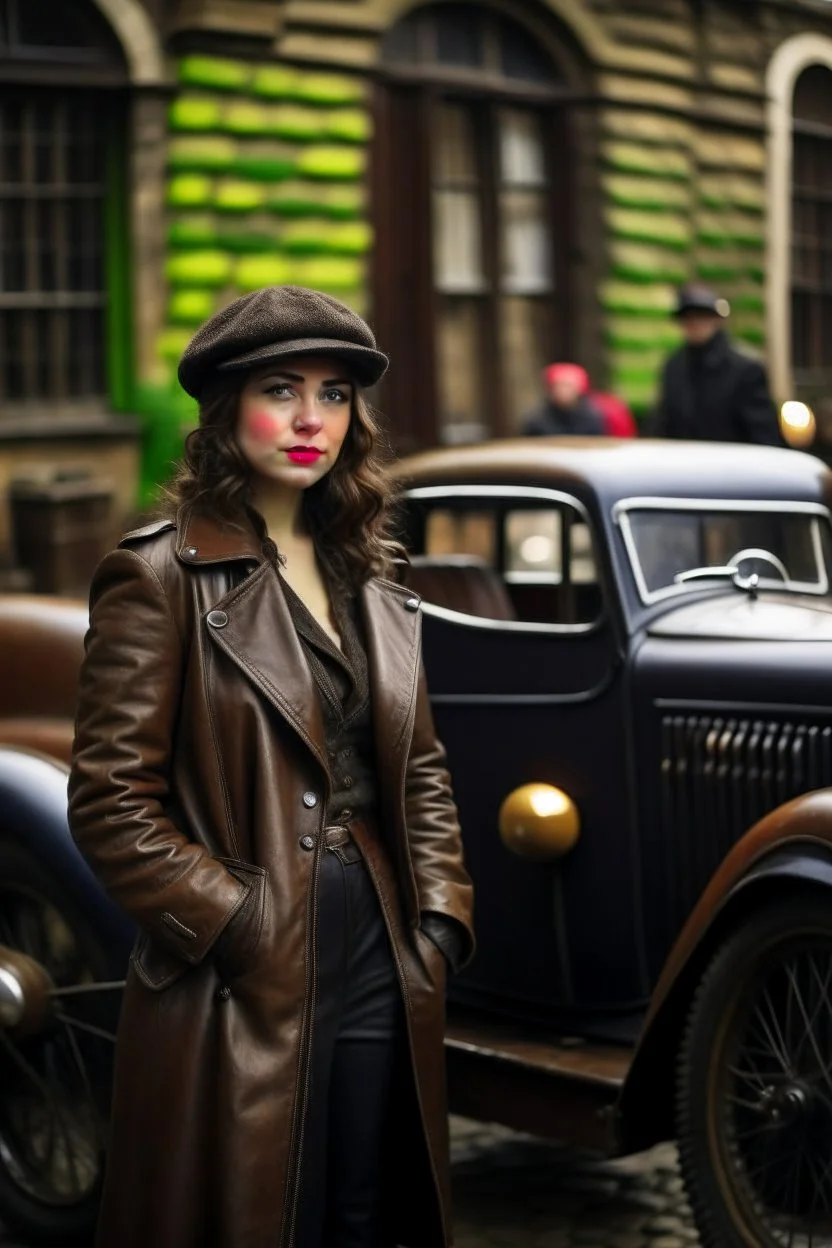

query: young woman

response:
[69,285,475,1248]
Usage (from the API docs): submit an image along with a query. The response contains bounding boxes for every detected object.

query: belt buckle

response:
[324,824,351,850]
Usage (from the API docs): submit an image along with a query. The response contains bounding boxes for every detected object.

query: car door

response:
[401,485,650,1030]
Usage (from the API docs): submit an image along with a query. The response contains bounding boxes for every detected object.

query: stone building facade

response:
[1,0,832,558]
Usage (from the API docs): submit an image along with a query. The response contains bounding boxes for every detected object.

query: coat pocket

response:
[131,933,192,992]
[213,857,269,963]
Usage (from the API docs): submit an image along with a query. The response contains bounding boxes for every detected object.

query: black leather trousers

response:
[294,831,404,1248]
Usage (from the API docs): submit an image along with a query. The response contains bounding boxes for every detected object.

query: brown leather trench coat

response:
[68,511,475,1248]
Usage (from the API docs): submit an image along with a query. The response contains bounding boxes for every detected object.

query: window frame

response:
[372,2,578,449]
[0,87,129,411]
[402,483,608,635]
[0,0,127,85]
[613,496,832,607]
[790,64,832,385]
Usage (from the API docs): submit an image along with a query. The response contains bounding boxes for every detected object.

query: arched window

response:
[0,0,128,410]
[791,64,832,386]
[373,3,576,449]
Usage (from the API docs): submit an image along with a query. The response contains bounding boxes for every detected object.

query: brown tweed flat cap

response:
[178,286,389,398]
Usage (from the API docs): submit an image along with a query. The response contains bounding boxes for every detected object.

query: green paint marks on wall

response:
[165,250,234,287]
[169,96,223,132]
[609,240,687,285]
[603,175,689,211]
[178,55,250,92]
[213,180,268,213]
[602,141,691,181]
[597,100,768,419]
[168,290,216,324]
[150,51,374,488]
[607,207,691,250]
[235,255,294,291]
[167,174,214,209]
[168,136,237,172]
[296,146,366,180]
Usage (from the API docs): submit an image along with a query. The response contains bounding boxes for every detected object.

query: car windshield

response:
[616,501,832,604]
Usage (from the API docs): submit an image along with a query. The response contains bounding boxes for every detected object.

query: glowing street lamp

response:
[779,400,816,449]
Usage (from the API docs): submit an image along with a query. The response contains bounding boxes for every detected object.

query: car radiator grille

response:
[659,714,832,930]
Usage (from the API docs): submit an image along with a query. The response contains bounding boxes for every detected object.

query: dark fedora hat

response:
[673,284,731,319]
[178,286,389,398]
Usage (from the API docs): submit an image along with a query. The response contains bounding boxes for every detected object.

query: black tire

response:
[677,891,832,1248]
[0,838,118,1244]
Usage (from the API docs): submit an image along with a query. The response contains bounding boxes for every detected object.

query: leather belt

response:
[324,825,351,849]
[323,820,368,864]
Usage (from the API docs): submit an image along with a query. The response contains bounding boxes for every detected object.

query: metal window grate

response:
[0,89,107,405]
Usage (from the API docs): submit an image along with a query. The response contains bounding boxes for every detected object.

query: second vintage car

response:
[1,436,832,1247]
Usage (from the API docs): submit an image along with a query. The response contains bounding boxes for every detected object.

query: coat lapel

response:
[180,503,423,785]
[360,578,423,801]
[207,561,329,775]
[176,510,329,773]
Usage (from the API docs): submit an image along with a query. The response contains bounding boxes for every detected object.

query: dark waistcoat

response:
[282,574,377,828]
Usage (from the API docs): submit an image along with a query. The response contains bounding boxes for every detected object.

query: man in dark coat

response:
[653,285,783,445]
[523,362,606,436]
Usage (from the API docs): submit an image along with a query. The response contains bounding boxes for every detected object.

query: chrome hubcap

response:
[0,963,25,1028]
[0,944,53,1036]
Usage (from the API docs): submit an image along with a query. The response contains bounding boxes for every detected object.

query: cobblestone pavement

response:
[450,1118,700,1248]
[0,1118,699,1247]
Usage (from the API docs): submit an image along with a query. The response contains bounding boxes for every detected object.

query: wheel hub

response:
[0,944,52,1036]
[758,1081,811,1125]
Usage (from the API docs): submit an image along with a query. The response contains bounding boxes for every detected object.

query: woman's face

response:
[236,355,354,490]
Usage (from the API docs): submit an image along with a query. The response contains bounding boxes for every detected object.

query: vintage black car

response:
[3,437,832,1247]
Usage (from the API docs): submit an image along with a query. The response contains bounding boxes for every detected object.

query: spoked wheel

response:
[678,893,832,1248]
[0,839,122,1244]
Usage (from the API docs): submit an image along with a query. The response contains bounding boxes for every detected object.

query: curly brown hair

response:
[163,372,404,589]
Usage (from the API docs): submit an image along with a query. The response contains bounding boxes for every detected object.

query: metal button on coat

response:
[300,835,315,852]
[343,776,354,789]
[207,610,228,628]
[216,985,231,1002]
[302,791,318,809]
[339,809,353,821]
[184,546,198,557]
[404,597,420,612]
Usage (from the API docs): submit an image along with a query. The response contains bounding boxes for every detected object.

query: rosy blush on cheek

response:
[244,409,282,444]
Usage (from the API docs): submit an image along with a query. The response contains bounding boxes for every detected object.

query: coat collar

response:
[202,551,423,785]
[176,510,264,566]
[686,329,730,372]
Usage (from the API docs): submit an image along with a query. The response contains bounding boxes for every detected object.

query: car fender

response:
[0,746,135,974]
[617,787,832,1153]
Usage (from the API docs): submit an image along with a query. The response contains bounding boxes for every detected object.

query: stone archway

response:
[90,0,166,85]
[766,33,832,398]
[367,0,609,62]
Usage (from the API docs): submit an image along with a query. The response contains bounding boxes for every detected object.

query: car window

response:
[425,509,496,566]
[617,502,831,603]
[504,510,597,585]
[404,495,602,627]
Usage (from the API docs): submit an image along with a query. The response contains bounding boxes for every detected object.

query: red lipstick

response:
[286,447,323,465]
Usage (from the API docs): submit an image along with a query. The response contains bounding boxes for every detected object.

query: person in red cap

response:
[522,363,606,436]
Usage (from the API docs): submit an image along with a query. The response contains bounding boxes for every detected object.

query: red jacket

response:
[590,391,637,438]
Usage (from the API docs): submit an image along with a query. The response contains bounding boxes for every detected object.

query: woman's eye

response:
[323,388,348,403]
[266,383,292,398]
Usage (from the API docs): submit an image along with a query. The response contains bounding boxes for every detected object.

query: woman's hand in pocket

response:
[212,860,268,980]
